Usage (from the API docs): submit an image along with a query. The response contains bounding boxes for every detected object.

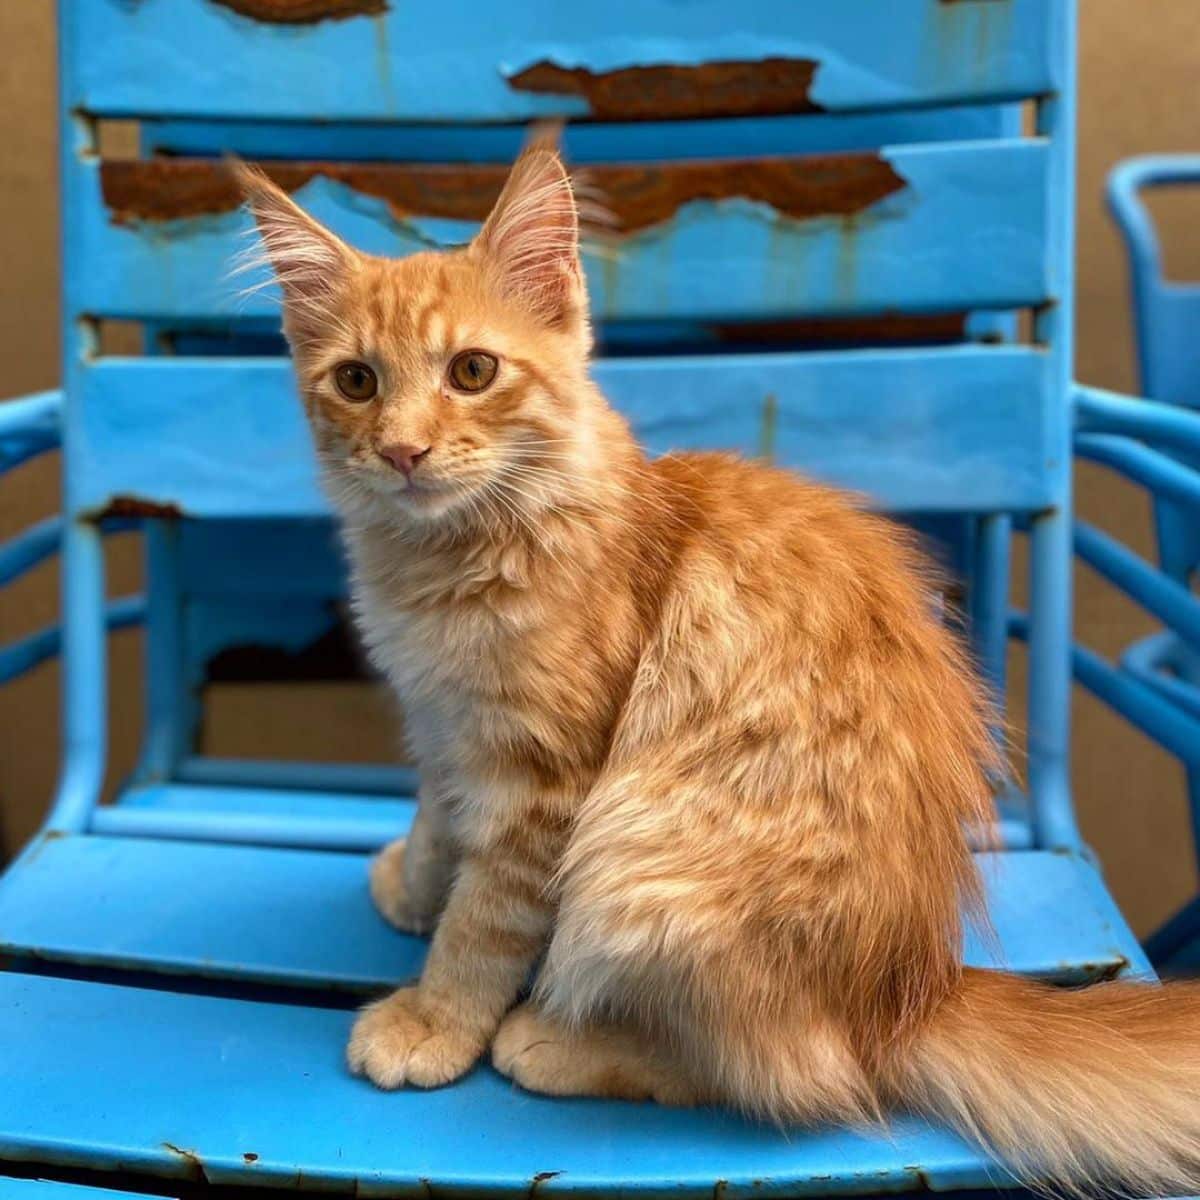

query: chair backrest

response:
[53,0,1079,850]
[1108,156,1200,584]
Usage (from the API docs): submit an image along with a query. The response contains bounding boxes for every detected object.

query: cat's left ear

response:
[472,145,587,334]
[233,161,358,344]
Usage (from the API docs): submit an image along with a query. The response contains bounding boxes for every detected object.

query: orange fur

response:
[238,150,1200,1193]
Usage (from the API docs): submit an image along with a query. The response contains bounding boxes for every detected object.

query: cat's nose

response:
[378,443,431,477]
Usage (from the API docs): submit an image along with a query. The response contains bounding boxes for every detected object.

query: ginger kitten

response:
[239,148,1200,1193]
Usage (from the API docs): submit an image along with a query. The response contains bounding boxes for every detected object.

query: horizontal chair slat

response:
[69,347,1057,520]
[66,0,1056,122]
[72,141,1050,323]
[142,107,1019,162]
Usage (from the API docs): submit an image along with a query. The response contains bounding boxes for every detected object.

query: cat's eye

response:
[334,361,378,402]
[448,351,498,394]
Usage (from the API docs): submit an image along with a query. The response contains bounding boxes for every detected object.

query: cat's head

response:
[237,147,609,526]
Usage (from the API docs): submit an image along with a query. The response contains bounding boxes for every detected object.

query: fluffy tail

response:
[899,967,1200,1193]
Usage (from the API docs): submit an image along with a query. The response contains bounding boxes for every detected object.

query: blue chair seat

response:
[0,824,1144,995]
[0,827,1152,1196]
[0,967,995,1196]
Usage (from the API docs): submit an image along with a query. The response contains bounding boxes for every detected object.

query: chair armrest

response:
[1106,156,1200,284]
[1075,384,1200,458]
[0,389,61,472]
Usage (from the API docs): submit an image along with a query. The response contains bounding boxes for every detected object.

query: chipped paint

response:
[162,1140,208,1183]
[100,159,506,227]
[88,495,184,522]
[529,1170,562,1196]
[508,58,821,120]
[210,0,387,23]
[580,154,906,233]
[20,829,68,866]
[101,153,906,236]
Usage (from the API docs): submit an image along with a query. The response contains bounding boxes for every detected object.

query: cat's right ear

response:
[232,161,356,340]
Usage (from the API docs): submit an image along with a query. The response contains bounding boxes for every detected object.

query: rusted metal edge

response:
[162,1141,209,1184]
[86,495,185,522]
[210,0,387,24]
[507,58,821,121]
[100,153,905,235]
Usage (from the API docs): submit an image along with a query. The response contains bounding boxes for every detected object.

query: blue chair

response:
[1066,156,1200,971]
[0,1,1180,1194]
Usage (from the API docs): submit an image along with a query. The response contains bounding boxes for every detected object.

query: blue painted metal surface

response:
[1123,633,1200,722]
[1108,157,1200,413]
[72,349,1058,520]
[1074,522,1200,652]
[0,969,999,1198]
[74,141,1050,324]
[95,785,414,852]
[0,838,1146,993]
[145,107,1021,162]
[0,391,61,472]
[70,0,1057,121]
[0,597,143,688]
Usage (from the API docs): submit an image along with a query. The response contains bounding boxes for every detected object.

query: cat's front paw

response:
[369,838,438,935]
[347,988,484,1090]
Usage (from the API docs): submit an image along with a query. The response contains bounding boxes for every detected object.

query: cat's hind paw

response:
[369,838,438,935]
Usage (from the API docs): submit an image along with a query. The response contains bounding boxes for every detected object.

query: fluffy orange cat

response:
[239,148,1200,1193]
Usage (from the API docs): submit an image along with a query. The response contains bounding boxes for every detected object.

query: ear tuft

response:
[230,159,355,337]
[472,145,585,329]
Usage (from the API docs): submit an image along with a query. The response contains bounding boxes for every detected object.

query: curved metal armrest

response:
[1075,385,1200,458]
[0,389,143,687]
[1121,631,1200,723]
[0,389,61,472]
[1107,156,1200,284]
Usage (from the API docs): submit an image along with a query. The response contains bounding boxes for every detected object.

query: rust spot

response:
[1085,956,1129,983]
[243,1152,260,1164]
[22,829,68,866]
[707,312,968,347]
[530,1172,562,1196]
[586,154,904,232]
[101,158,507,227]
[102,152,905,236]
[210,0,387,23]
[904,1166,935,1190]
[92,495,184,521]
[509,59,820,121]
[163,1142,208,1183]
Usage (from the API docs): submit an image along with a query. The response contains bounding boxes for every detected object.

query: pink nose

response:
[378,443,430,477]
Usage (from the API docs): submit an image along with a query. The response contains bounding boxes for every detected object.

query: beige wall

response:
[1,4,1198,934]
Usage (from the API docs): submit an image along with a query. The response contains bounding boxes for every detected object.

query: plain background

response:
[1,4,1198,935]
